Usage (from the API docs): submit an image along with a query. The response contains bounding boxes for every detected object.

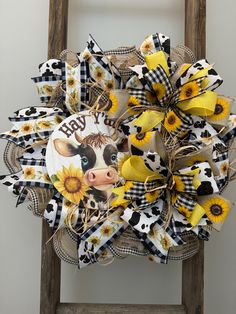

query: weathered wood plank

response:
[185,0,206,59]
[183,2,206,314]
[57,303,186,314]
[40,1,69,314]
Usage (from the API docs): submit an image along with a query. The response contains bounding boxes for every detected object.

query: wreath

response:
[1,33,236,268]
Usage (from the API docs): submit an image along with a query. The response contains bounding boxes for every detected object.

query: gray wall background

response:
[0,1,235,313]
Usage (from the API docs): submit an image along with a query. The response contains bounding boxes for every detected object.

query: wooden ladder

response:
[40,1,206,313]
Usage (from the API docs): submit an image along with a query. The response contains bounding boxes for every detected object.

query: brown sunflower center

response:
[23,126,30,131]
[106,82,113,89]
[68,79,75,86]
[64,176,81,193]
[136,133,145,140]
[91,238,99,245]
[103,227,111,235]
[185,88,193,97]
[167,114,176,125]
[26,170,33,175]
[210,204,223,216]
[214,104,223,115]
[96,71,102,78]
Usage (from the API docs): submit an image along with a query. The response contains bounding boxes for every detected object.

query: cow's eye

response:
[111,153,117,163]
[81,156,89,165]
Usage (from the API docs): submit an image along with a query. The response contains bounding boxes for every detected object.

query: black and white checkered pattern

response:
[175,174,196,194]
[173,193,196,211]
[128,88,151,106]
[124,181,158,200]
[19,158,46,167]
[145,65,173,106]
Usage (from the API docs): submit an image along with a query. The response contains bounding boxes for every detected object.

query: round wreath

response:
[1,33,236,268]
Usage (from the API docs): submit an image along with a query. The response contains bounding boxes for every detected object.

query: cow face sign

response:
[46,111,124,207]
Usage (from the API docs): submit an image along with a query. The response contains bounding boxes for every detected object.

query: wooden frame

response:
[40,1,206,313]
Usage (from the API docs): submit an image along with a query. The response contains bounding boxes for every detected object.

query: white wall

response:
[0,1,235,313]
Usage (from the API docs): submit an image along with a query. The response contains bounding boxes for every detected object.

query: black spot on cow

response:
[137,126,142,133]
[147,154,155,162]
[162,38,170,54]
[193,62,204,70]
[191,165,199,170]
[120,124,130,135]
[208,68,217,76]
[3,181,12,186]
[79,254,90,264]
[51,61,62,70]
[90,201,95,208]
[46,204,54,213]
[39,111,48,116]
[11,175,19,180]
[25,107,37,116]
[204,168,212,177]
[0,175,6,180]
[144,212,152,219]
[87,40,95,50]
[42,69,54,76]
[197,181,213,195]
[141,224,145,230]
[194,120,206,128]
[26,147,35,154]
[129,211,141,226]
[41,148,46,156]
[131,145,144,156]
[142,67,149,75]
[200,130,211,138]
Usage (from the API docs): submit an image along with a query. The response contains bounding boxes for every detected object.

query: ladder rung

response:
[57,303,186,314]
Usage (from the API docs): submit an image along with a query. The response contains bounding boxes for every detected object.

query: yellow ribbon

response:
[131,110,165,133]
[121,156,162,182]
[177,90,217,116]
[146,51,170,75]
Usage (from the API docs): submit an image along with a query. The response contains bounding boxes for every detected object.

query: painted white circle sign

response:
[46,111,122,208]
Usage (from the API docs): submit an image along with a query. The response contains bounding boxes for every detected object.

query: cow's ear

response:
[117,138,128,152]
[54,138,79,157]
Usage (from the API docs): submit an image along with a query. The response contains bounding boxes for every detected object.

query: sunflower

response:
[160,235,172,250]
[37,120,52,129]
[126,95,141,115]
[108,93,118,116]
[83,51,92,62]
[146,91,156,104]
[202,197,230,223]
[151,82,166,101]
[100,225,114,237]
[163,110,182,133]
[69,90,79,107]
[20,123,33,134]
[105,80,115,90]
[145,189,160,203]
[179,81,200,101]
[208,97,231,121]
[43,84,53,95]
[54,164,88,204]
[129,132,152,147]
[94,67,104,81]
[177,205,191,218]
[140,39,154,55]
[42,172,51,183]
[88,236,101,246]
[173,175,185,192]
[220,162,229,176]
[54,115,63,125]
[24,167,36,179]
[67,76,76,89]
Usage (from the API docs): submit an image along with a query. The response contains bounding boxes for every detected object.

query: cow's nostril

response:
[106,171,113,179]
[88,172,96,181]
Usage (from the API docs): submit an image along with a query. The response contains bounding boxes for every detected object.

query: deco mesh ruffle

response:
[1,33,236,268]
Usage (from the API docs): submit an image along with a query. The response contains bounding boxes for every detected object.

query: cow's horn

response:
[75,132,83,143]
